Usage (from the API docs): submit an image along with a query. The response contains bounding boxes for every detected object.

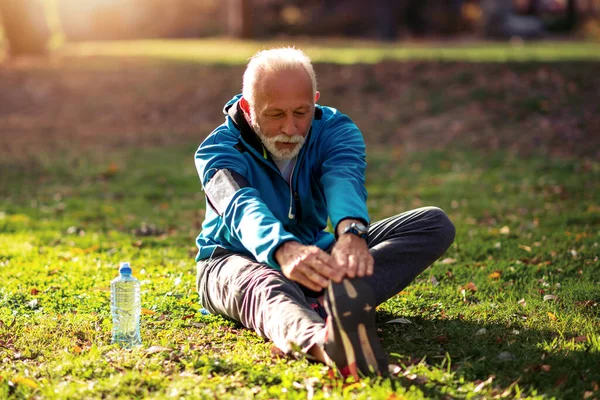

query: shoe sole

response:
[326,278,388,378]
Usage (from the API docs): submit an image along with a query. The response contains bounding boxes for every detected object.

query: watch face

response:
[354,223,368,234]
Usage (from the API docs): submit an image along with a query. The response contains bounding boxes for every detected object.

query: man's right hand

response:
[275,241,344,292]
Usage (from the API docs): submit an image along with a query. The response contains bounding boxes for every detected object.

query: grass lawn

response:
[56,38,600,64]
[1,39,599,399]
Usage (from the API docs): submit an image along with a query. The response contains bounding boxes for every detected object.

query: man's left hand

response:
[331,233,374,278]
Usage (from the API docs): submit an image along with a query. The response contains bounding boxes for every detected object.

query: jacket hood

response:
[223,94,243,115]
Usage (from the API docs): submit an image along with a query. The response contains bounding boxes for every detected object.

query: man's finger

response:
[346,254,358,278]
[366,256,374,276]
[301,265,329,289]
[311,256,343,282]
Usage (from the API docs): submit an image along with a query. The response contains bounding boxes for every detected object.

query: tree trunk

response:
[526,0,539,15]
[0,0,50,55]
[565,0,578,30]
[227,0,253,38]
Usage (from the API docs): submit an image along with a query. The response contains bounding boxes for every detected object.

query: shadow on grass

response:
[375,310,599,398]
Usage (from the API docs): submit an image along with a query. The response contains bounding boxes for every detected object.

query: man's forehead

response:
[253,69,314,111]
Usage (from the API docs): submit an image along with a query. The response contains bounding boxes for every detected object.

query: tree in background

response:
[0,0,51,55]
[227,0,253,38]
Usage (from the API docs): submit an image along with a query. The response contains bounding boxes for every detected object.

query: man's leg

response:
[365,206,456,305]
[320,207,454,378]
[196,251,326,355]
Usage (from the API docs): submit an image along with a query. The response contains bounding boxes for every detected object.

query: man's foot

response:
[323,278,388,379]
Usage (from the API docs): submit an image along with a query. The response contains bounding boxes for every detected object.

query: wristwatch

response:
[342,222,369,240]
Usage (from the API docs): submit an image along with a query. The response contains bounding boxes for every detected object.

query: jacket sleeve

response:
[195,133,299,269]
[318,113,370,231]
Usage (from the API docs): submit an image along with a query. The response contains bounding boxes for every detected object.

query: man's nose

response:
[281,114,298,136]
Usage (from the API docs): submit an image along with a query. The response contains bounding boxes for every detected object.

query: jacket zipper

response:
[287,160,297,219]
[239,138,304,221]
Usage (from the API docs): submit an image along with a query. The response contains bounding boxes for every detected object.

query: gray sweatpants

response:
[196,206,455,354]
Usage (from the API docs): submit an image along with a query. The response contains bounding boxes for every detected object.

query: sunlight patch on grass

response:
[57,38,600,65]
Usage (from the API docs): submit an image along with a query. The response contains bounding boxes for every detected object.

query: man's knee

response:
[422,206,456,251]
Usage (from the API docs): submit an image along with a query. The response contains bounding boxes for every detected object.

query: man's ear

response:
[314,91,321,103]
[240,97,251,120]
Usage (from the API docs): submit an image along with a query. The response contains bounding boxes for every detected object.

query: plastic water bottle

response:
[111,262,142,347]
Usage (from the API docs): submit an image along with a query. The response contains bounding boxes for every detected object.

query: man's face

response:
[248,68,317,161]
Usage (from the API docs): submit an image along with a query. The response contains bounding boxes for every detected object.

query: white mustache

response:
[273,135,304,144]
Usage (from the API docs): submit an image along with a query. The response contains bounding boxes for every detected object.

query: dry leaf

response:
[543,295,557,301]
[573,335,588,343]
[386,318,412,325]
[583,391,594,399]
[141,308,157,315]
[518,298,527,306]
[500,226,510,235]
[554,374,569,387]
[30,288,40,295]
[103,162,119,178]
[547,312,557,321]
[541,364,551,372]
[146,346,170,354]
[72,345,83,353]
[488,271,501,280]
[465,282,478,292]
[518,244,532,252]
[441,258,456,264]
[12,377,38,389]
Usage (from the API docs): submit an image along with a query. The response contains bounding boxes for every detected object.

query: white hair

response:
[242,47,317,107]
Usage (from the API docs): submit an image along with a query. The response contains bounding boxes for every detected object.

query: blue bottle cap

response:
[119,262,132,275]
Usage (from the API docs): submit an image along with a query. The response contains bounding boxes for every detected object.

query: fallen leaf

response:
[30,288,40,295]
[583,391,594,399]
[12,377,38,389]
[541,364,551,372]
[519,244,532,253]
[488,271,501,280]
[554,374,569,387]
[473,376,494,393]
[141,308,157,315]
[476,328,487,336]
[435,335,449,343]
[518,298,527,306]
[72,345,83,353]
[573,335,588,343]
[547,312,557,321]
[386,318,412,325]
[500,226,510,235]
[465,282,478,292]
[543,295,558,301]
[103,162,119,178]
[441,258,456,264]
[146,346,170,354]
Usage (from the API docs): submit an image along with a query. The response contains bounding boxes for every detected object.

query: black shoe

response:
[323,278,388,379]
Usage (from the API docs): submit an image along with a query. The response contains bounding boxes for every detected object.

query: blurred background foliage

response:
[0,0,599,57]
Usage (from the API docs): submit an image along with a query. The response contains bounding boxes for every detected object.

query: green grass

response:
[1,143,598,399]
[57,38,600,64]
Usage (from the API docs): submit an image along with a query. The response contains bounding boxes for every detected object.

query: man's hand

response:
[275,241,343,291]
[332,220,374,278]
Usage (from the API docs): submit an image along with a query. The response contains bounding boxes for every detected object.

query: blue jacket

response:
[194,95,369,269]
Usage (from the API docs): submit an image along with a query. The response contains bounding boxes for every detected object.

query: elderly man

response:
[194,47,455,379]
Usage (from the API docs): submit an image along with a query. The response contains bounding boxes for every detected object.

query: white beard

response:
[251,121,305,161]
